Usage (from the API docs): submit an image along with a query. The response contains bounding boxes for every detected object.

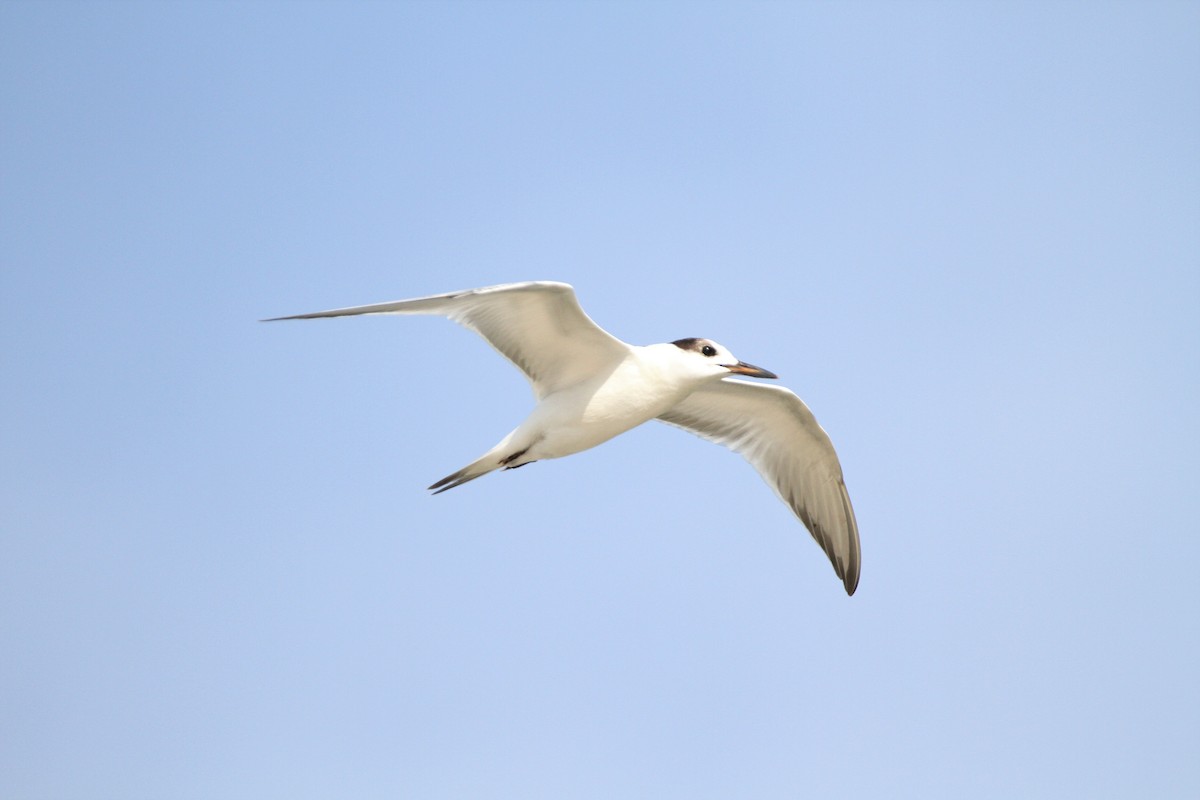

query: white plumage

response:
[266,281,861,595]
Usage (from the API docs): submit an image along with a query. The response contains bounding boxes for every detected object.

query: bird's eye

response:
[701,345,717,357]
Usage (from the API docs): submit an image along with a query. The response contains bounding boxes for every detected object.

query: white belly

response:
[520,360,692,460]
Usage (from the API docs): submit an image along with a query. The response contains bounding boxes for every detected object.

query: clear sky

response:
[2,1,1197,797]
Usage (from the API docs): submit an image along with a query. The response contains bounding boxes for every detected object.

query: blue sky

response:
[2,1,1197,797]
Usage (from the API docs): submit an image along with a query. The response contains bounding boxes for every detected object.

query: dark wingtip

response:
[260,313,314,322]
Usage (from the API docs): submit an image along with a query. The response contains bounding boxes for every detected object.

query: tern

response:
[266,281,860,594]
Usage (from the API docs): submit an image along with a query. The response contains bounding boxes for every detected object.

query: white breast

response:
[523,348,698,459]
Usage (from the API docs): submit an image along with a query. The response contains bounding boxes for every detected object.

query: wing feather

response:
[264,281,629,397]
[658,379,861,595]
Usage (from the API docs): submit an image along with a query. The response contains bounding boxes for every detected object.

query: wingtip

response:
[837,540,861,596]
[260,313,319,322]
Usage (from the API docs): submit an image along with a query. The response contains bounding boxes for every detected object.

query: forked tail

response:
[428,445,535,495]
[428,461,494,494]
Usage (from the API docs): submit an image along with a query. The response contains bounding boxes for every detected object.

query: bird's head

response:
[670,337,778,381]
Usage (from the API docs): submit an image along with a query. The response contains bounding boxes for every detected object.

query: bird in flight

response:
[266,281,860,595]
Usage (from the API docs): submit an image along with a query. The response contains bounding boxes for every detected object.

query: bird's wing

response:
[265,281,630,397]
[658,379,861,595]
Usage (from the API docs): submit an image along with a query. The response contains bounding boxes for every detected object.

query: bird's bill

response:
[724,361,778,379]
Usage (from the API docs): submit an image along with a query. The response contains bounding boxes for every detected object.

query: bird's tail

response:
[428,458,496,494]
[429,431,536,494]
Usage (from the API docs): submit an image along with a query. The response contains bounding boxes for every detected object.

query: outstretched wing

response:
[265,281,630,398]
[658,378,861,595]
